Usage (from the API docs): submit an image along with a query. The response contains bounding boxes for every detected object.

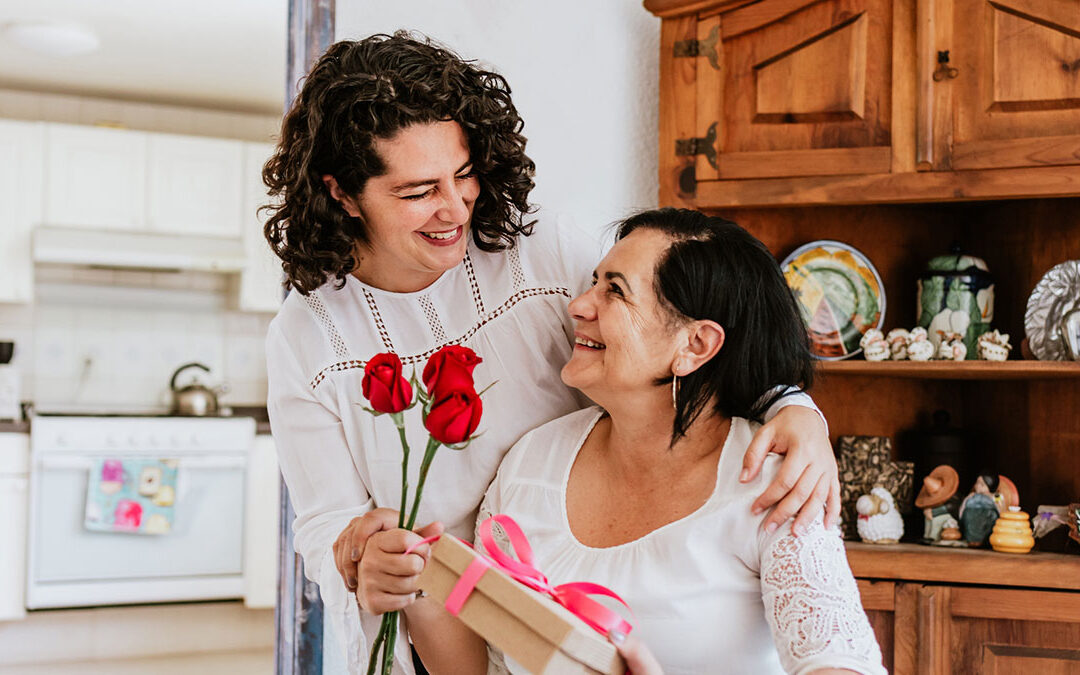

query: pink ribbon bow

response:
[410,514,633,637]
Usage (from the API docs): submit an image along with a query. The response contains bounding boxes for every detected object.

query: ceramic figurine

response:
[837,436,914,541]
[886,328,910,360]
[958,472,1018,546]
[990,506,1035,554]
[860,329,890,361]
[907,327,935,361]
[935,331,967,361]
[977,329,1012,361]
[855,487,904,544]
[917,245,994,359]
[916,465,959,543]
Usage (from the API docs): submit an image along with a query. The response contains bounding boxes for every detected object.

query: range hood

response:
[32,225,247,273]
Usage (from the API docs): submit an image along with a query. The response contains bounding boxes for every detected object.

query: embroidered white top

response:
[480,407,886,675]
[265,213,822,674]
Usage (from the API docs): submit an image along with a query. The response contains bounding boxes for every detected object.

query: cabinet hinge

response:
[675,122,718,169]
[673,25,720,70]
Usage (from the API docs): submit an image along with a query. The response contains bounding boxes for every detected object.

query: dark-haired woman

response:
[400,210,885,675]
[262,34,840,672]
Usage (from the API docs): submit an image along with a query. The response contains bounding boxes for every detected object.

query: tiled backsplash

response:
[0,266,274,410]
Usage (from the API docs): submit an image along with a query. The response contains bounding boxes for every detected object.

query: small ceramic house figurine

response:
[860,329,890,361]
[887,328,910,360]
[977,329,1012,361]
[916,465,959,543]
[907,327,935,361]
[959,472,1002,546]
[855,487,904,543]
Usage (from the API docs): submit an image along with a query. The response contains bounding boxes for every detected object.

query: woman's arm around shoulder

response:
[757,515,887,675]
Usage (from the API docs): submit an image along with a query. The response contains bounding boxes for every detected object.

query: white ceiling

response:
[0,0,287,113]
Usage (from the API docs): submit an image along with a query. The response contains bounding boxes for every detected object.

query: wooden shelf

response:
[818,360,1080,380]
[846,541,1080,591]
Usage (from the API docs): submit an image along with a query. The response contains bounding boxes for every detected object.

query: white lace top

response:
[479,407,885,675]
[266,213,822,674]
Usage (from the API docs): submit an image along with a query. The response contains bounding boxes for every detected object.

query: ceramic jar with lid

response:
[917,244,995,359]
[989,507,1035,554]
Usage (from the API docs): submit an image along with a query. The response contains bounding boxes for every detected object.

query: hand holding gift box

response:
[413,514,631,675]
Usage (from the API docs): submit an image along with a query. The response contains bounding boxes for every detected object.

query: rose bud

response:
[362,353,413,414]
[424,389,483,445]
[422,345,482,397]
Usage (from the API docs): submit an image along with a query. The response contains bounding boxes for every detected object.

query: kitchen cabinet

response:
[243,433,280,609]
[44,123,147,230]
[238,142,284,313]
[651,0,1080,207]
[147,133,244,237]
[0,432,29,621]
[0,120,42,305]
[647,2,1080,672]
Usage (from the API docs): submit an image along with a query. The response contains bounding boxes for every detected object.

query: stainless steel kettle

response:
[169,362,227,416]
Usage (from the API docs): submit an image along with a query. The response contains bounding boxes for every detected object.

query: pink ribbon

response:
[407,514,633,637]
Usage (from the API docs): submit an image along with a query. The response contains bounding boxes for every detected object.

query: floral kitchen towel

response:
[84,459,178,535]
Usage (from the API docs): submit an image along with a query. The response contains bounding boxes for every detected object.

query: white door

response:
[238,142,283,312]
[0,120,43,304]
[147,134,244,237]
[44,123,147,230]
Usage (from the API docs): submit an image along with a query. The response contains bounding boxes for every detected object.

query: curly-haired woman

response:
[263,32,841,673]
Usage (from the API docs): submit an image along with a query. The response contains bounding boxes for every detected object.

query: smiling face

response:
[561,228,687,404]
[342,120,480,293]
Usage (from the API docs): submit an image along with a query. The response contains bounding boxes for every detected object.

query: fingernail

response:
[740,469,750,482]
[765,522,778,534]
[350,547,360,561]
[608,629,626,646]
[752,505,763,515]
[347,575,357,589]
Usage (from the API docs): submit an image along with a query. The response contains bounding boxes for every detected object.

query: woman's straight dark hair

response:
[615,208,815,442]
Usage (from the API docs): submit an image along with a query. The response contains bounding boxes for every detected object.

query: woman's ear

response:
[321,174,363,218]
[675,320,725,376]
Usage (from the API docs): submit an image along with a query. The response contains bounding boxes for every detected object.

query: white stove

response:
[27,413,255,609]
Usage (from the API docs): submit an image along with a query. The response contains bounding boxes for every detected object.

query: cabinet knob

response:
[933,50,959,81]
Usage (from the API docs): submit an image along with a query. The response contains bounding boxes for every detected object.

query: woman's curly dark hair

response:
[262,32,536,294]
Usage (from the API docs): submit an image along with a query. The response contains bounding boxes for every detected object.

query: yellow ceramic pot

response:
[989,507,1034,554]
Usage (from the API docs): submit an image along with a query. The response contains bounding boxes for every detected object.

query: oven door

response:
[27,453,246,608]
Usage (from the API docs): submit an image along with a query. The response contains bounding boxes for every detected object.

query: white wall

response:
[335,0,660,242]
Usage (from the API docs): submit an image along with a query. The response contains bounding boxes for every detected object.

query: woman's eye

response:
[401,189,433,201]
[607,283,624,297]
[455,169,475,181]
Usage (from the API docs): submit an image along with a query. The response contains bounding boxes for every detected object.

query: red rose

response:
[424,389,483,445]
[362,353,413,413]
[422,345,482,398]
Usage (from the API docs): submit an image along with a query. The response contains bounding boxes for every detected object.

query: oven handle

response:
[35,456,248,470]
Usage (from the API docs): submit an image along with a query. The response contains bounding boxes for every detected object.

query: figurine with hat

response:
[959,471,1021,547]
[916,465,961,544]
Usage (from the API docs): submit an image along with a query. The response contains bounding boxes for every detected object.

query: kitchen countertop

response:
[0,405,270,434]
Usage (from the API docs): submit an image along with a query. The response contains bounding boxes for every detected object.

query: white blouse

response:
[480,407,885,675]
[265,213,821,674]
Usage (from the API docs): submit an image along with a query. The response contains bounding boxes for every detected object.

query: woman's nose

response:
[568,287,598,321]
[437,182,470,224]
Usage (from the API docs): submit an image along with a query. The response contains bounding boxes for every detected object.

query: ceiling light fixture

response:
[2,21,101,57]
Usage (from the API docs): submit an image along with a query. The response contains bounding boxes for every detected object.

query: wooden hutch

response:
[643,0,1080,672]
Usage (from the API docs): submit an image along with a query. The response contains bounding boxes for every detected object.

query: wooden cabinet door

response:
[0,120,42,304]
[44,123,147,231]
[687,0,899,184]
[949,0,1080,170]
[147,133,244,237]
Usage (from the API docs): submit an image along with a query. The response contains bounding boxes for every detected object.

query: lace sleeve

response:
[759,520,887,675]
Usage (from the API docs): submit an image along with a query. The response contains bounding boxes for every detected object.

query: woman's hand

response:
[609,629,664,675]
[742,405,840,535]
[356,521,444,614]
[332,508,401,593]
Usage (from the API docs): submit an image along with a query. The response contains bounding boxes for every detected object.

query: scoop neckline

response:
[559,407,740,553]
[344,249,468,299]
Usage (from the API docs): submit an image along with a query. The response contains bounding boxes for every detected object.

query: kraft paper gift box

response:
[418,533,627,675]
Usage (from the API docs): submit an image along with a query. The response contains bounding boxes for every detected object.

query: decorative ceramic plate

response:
[1025,260,1080,361]
[781,240,886,360]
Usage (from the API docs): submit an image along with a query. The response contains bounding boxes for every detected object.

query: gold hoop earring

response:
[671,374,679,411]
